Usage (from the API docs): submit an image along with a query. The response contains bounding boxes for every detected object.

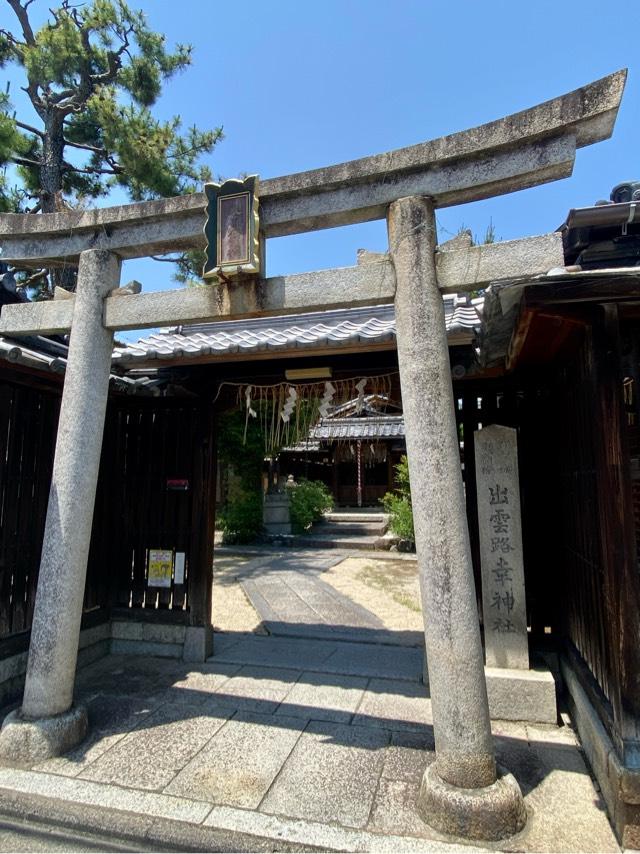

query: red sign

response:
[166,479,189,491]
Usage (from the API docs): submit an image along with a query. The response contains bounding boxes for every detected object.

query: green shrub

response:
[218,490,263,544]
[287,479,333,533]
[381,455,415,545]
[381,493,414,541]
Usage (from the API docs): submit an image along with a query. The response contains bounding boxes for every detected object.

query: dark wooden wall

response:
[0,375,217,657]
[0,372,60,639]
[537,308,640,759]
[89,397,216,627]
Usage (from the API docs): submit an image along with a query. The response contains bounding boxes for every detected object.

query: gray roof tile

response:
[113,297,481,364]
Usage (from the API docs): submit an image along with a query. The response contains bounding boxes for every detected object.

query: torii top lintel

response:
[0,70,626,268]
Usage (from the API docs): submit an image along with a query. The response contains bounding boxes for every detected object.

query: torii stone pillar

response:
[388,196,525,840]
[0,249,120,763]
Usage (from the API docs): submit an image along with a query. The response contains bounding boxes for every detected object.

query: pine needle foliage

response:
[0,0,222,294]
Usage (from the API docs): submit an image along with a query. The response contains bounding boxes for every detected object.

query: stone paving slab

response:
[32,693,161,779]
[212,634,424,682]
[78,701,232,791]
[239,553,385,639]
[150,662,242,707]
[201,801,473,852]
[212,634,340,671]
[354,677,433,732]
[321,641,423,681]
[0,768,212,825]
[275,671,368,723]
[211,665,301,714]
[369,777,433,838]
[381,730,434,783]
[165,711,305,808]
[280,572,384,627]
[261,720,389,829]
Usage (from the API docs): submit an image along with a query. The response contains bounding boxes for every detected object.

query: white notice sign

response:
[174,552,185,585]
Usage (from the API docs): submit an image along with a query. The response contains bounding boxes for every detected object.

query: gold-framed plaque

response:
[203,176,260,280]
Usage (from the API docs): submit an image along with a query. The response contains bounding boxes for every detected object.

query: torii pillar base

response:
[0,706,87,767]
[418,764,526,841]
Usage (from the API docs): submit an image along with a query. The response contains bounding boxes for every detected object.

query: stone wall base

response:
[0,621,111,710]
[561,656,640,849]
[423,656,557,724]
[485,666,557,724]
[0,619,213,710]
[110,620,212,661]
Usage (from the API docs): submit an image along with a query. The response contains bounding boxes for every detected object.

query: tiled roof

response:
[310,415,405,441]
[0,333,160,394]
[112,296,482,365]
[0,335,67,374]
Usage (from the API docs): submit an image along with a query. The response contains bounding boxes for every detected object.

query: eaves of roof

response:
[113,297,482,368]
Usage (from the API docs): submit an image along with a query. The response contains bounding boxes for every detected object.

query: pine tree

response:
[0,0,221,294]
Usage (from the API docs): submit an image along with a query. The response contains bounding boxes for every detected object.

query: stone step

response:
[316,521,388,536]
[298,533,392,551]
[324,512,388,523]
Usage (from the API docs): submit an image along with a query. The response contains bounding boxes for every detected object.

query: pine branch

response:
[62,160,123,175]
[63,137,108,155]
[12,154,42,168]
[14,119,44,138]
[6,0,35,45]
[21,267,49,287]
[4,3,44,115]
[48,87,78,106]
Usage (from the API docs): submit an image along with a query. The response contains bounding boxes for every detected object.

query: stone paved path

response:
[0,641,619,853]
[237,553,387,641]
[215,548,424,646]
[0,552,621,851]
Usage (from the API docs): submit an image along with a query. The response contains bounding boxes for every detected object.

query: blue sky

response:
[1,0,639,331]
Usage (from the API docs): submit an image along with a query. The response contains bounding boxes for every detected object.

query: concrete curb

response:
[0,787,323,853]
[0,773,481,853]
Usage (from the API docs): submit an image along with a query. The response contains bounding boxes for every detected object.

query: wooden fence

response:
[88,397,215,624]
[0,377,60,638]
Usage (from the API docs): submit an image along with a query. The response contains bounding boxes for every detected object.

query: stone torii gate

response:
[0,71,626,840]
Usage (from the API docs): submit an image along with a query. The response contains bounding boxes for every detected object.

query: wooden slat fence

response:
[0,377,60,639]
[88,398,205,614]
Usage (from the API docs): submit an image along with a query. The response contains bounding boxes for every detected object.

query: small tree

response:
[216,410,266,544]
[381,455,415,547]
[0,0,222,294]
[286,479,333,534]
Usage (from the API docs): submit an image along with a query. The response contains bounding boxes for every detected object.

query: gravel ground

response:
[322,556,424,634]
[212,555,267,635]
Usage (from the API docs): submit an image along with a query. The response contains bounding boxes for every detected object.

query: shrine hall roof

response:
[310,415,405,441]
[112,296,482,366]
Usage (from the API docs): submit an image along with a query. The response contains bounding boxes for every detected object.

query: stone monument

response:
[475,425,529,670]
[474,424,557,726]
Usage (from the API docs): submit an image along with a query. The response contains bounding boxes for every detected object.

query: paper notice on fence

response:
[148,549,173,588]
[174,552,186,585]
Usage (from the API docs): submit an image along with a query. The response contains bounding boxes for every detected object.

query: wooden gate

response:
[89,397,216,627]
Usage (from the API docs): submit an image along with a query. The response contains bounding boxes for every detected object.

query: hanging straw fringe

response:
[216,373,399,455]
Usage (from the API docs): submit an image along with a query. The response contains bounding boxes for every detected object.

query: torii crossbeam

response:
[0,70,627,842]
